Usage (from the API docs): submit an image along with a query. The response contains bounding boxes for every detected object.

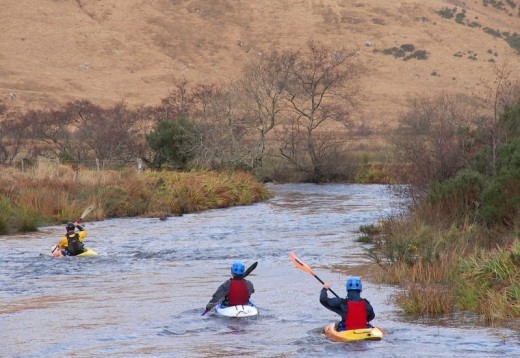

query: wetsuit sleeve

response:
[246,280,254,296]
[364,299,375,322]
[319,288,344,316]
[206,280,230,310]
[58,236,68,249]
[78,229,87,241]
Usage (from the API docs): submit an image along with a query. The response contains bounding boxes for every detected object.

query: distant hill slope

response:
[1,0,519,127]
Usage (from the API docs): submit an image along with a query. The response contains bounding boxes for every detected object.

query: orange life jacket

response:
[344,300,367,330]
[227,279,249,305]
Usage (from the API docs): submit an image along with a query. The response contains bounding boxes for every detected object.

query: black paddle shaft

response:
[312,273,340,298]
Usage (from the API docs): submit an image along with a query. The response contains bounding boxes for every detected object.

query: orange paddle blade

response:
[288,252,316,275]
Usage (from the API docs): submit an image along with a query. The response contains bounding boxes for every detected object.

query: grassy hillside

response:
[1,0,519,128]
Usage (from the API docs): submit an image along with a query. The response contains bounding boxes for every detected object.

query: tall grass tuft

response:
[0,163,271,234]
[395,283,455,314]
[457,240,520,321]
[365,207,520,320]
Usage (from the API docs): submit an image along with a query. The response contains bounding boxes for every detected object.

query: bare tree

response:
[392,93,477,199]
[0,104,27,165]
[280,40,361,182]
[23,106,82,162]
[159,80,196,120]
[474,60,520,177]
[234,51,295,174]
[192,84,251,169]
[72,100,149,166]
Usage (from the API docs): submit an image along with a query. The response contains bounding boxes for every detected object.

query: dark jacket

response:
[320,289,375,330]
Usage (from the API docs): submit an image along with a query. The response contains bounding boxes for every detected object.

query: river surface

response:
[1,184,518,358]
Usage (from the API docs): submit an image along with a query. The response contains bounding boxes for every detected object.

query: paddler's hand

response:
[323,282,330,290]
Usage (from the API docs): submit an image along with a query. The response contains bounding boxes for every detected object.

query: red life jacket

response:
[227,279,249,305]
[344,300,367,330]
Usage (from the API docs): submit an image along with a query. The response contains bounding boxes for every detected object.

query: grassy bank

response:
[0,164,271,234]
[360,217,520,324]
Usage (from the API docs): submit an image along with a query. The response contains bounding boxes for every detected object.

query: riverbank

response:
[360,218,520,327]
[0,164,271,234]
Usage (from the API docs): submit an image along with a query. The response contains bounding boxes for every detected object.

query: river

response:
[1,184,518,357]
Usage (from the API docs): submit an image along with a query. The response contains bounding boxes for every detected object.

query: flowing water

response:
[1,184,518,357]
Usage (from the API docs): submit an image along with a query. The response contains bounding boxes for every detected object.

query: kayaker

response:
[320,277,375,331]
[51,222,87,257]
[205,261,255,311]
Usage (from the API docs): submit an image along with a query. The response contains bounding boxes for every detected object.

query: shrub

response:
[146,117,198,169]
[483,27,503,38]
[438,7,456,19]
[404,50,428,61]
[468,21,481,28]
[428,170,484,220]
[400,44,415,52]
[455,11,466,24]
[505,32,520,54]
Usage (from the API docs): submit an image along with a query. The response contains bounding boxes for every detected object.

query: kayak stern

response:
[324,323,383,342]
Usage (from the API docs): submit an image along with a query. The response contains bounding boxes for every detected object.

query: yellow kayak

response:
[77,248,97,256]
[324,323,383,342]
[48,247,98,257]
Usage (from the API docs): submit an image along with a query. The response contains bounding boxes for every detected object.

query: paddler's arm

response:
[206,281,230,311]
[246,280,254,295]
[74,222,87,241]
[320,283,343,315]
[57,236,68,249]
[364,299,375,322]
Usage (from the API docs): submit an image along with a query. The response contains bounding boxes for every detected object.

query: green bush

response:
[455,11,466,24]
[146,116,198,169]
[428,169,484,219]
[404,50,428,61]
[505,32,520,54]
[480,168,520,227]
[483,27,503,38]
[438,7,456,19]
[400,44,415,52]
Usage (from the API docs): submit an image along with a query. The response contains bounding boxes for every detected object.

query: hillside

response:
[1,0,519,127]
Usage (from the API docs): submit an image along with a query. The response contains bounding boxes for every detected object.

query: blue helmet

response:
[231,261,245,275]
[346,277,362,292]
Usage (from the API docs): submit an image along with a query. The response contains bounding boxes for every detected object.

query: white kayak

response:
[215,302,259,318]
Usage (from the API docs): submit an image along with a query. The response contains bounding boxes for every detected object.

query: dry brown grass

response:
[0,162,271,233]
[1,0,519,130]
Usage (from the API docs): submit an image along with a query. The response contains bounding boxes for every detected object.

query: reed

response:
[0,163,271,234]
[394,283,455,315]
[367,210,520,321]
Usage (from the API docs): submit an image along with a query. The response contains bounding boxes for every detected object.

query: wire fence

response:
[14,157,144,172]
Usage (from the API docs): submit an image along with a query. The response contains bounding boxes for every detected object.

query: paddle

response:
[51,204,95,254]
[201,261,258,316]
[288,252,340,298]
[77,204,96,223]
